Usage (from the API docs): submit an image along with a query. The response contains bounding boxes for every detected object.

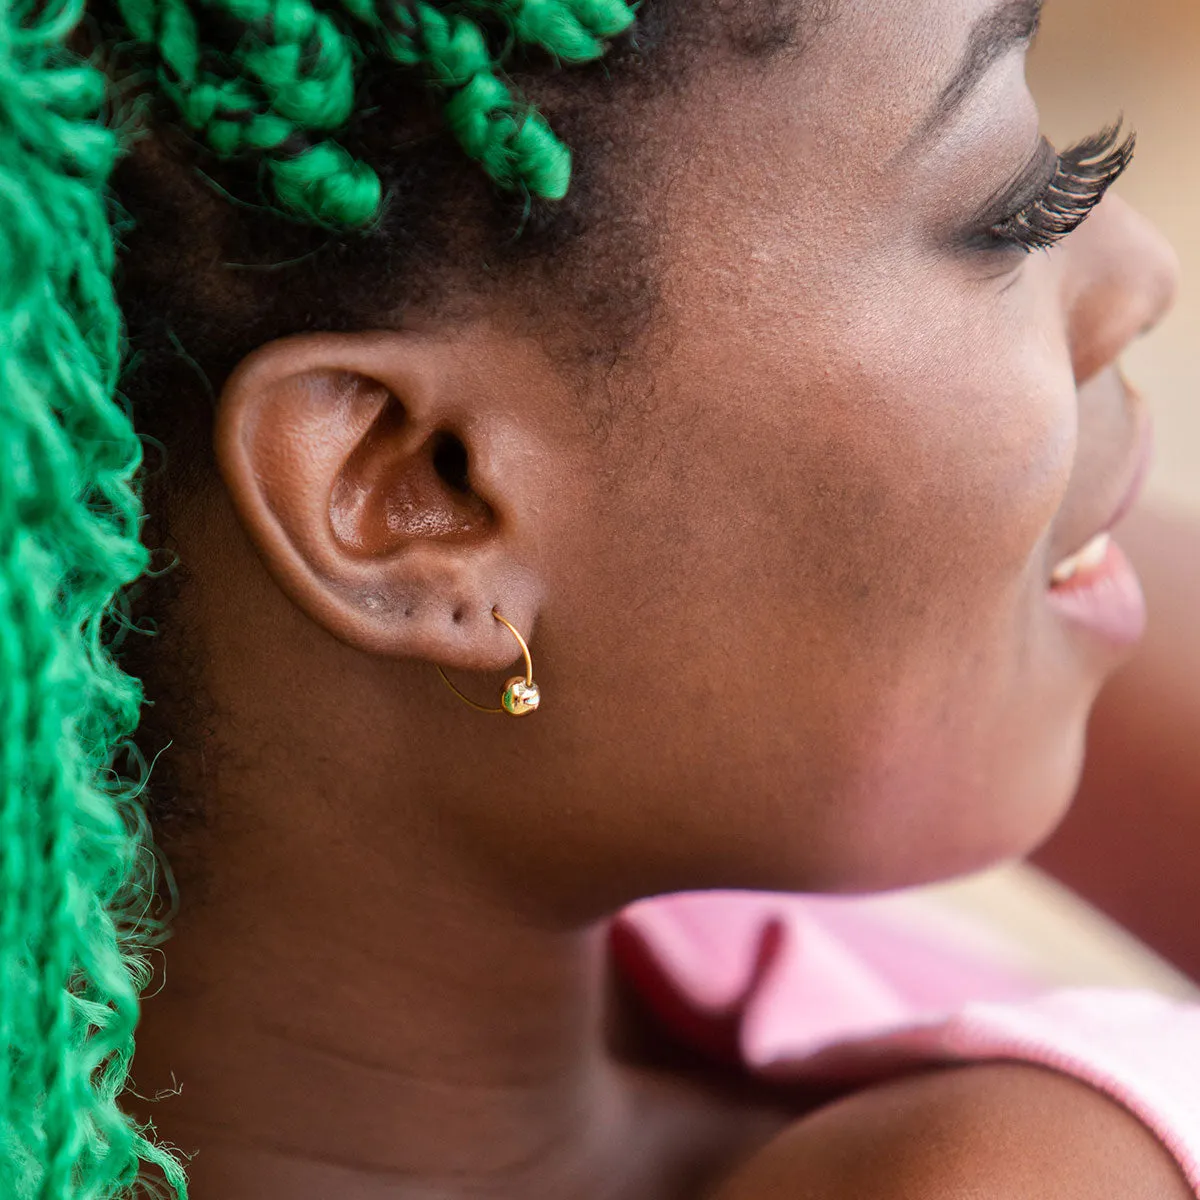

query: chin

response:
[820,733,1092,896]
[931,741,1092,888]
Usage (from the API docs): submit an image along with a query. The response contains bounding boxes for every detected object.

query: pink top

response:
[611,890,1200,1192]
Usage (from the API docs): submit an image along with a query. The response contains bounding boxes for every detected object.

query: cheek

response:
[602,257,1085,887]
[675,256,1077,649]
[814,277,1077,608]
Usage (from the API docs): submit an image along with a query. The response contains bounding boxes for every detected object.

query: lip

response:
[1101,412,1155,537]
[1045,406,1154,648]
[1046,538,1147,647]
[1050,396,1155,573]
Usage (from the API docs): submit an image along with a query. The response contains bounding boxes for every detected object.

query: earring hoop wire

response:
[437,608,539,715]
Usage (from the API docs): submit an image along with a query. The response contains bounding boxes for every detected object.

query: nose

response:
[1062,193,1182,386]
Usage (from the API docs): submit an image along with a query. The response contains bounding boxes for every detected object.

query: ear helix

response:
[437,608,541,716]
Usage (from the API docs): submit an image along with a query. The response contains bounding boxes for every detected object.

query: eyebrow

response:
[915,0,1045,143]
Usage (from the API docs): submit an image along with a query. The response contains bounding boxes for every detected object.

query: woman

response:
[2,0,1197,1195]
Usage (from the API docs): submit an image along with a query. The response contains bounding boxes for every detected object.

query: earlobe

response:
[212,330,544,670]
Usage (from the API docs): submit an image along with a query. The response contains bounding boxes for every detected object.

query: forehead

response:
[792,0,1024,146]
[644,0,1042,306]
[646,0,1042,331]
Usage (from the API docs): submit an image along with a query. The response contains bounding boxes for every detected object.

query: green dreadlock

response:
[114,0,637,225]
[0,0,635,1193]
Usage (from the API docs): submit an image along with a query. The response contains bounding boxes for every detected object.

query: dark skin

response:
[126,0,1193,1195]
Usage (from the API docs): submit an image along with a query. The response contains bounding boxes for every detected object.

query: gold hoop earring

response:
[437,608,540,716]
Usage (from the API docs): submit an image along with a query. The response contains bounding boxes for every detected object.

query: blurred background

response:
[1032,0,1199,511]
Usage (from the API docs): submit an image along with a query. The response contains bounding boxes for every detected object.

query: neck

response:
[127,493,792,1197]
[131,817,660,1198]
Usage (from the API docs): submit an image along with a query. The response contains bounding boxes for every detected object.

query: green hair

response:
[114,0,636,225]
[0,0,634,1194]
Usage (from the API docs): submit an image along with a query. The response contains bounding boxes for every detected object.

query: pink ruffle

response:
[611,890,1200,1194]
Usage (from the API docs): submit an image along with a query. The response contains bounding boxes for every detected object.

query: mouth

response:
[1045,408,1154,648]
[1049,528,1118,588]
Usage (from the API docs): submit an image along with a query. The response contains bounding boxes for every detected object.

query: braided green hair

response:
[114,0,636,225]
[0,0,634,1192]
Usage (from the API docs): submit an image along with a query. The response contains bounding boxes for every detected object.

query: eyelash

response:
[981,122,1136,254]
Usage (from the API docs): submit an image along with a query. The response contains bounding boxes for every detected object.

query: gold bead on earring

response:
[437,608,540,716]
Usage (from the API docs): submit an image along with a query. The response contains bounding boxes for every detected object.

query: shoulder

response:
[706,1063,1193,1200]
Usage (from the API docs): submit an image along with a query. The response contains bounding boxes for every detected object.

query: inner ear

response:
[329,381,493,556]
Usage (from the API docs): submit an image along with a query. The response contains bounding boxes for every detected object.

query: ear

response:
[213,329,550,670]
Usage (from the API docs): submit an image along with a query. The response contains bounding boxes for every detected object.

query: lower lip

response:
[1046,539,1147,648]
